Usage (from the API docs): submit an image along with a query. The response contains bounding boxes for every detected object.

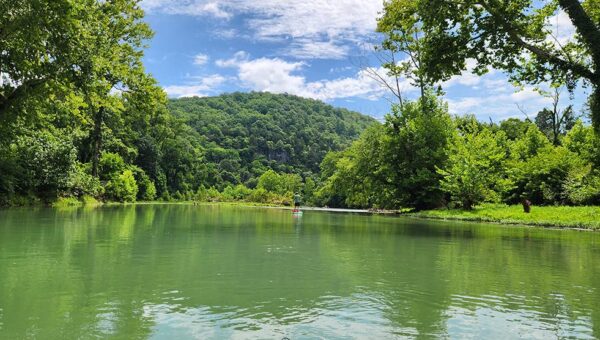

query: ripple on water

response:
[445,293,596,339]
[140,292,415,339]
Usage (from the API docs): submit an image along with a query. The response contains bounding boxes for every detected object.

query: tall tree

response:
[0,0,153,176]
[377,0,431,102]
[379,0,600,130]
[72,0,153,177]
[439,124,508,210]
[534,88,576,145]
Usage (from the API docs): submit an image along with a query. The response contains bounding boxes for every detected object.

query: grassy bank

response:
[411,204,600,229]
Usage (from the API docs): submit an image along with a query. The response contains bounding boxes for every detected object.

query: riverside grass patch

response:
[413,204,600,229]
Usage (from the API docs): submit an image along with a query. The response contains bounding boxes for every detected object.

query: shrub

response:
[131,167,156,201]
[82,195,101,206]
[105,170,138,202]
[66,162,103,198]
[53,197,82,207]
[195,185,208,201]
[206,187,221,201]
[249,188,269,203]
[564,165,600,205]
[438,126,507,210]
[99,152,126,181]
[505,146,584,205]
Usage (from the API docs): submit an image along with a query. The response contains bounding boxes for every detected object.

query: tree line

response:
[316,92,599,210]
[2,0,599,210]
[0,2,373,206]
[313,0,600,211]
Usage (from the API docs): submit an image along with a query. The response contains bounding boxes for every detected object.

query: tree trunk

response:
[91,106,105,178]
[592,86,600,134]
[557,0,600,71]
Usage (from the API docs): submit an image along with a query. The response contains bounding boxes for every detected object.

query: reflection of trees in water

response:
[0,206,599,338]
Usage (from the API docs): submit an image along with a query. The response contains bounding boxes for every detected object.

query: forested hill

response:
[168,92,377,188]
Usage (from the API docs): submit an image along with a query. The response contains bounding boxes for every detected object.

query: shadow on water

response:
[0,204,599,339]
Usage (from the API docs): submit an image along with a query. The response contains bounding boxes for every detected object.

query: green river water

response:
[0,204,599,339]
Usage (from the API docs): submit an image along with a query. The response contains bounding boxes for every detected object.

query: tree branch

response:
[480,0,598,83]
[557,0,600,72]
[0,78,46,114]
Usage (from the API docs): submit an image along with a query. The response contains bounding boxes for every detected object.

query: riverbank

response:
[6,198,600,230]
[410,204,600,230]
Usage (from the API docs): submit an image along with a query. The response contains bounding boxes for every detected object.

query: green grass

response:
[411,204,600,229]
[53,197,82,208]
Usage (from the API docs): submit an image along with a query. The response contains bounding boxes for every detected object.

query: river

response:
[0,204,599,339]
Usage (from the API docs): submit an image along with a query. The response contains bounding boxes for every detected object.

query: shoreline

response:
[3,200,599,231]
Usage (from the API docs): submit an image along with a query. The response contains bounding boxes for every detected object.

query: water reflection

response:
[0,205,599,339]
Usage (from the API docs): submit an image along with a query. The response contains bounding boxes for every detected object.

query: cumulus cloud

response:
[142,0,383,59]
[142,0,231,18]
[215,51,415,101]
[447,86,555,120]
[163,74,226,97]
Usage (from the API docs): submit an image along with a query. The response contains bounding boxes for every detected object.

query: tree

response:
[72,1,153,177]
[500,118,533,141]
[439,125,508,210]
[0,0,83,116]
[317,125,389,208]
[318,94,454,210]
[534,88,577,145]
[0,0,152,125]
[376,0,431,102]
[383,94,454,209]
[379,0,600,130]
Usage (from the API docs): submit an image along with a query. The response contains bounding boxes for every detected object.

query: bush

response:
[249,187,269,203]
[105,170,138,202]
[15,132,77,199]
[438,125,507,210]
[505,146,583,205]
[564,165,600,205]
[66,163,103,198]
[195,185,208,201]
[53,197,82,207]
[99,152,126,181]
[131,167,156,201]
[82,195,101,206]
[257,170,302,195]
[206,187,221,201]
[229,184,252,200]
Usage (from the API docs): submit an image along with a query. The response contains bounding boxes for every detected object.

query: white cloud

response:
[443,59,498,88]
[546,10,576,46]
[142,0,384,59]
[214,29,237,39]
[193,53,209,66]
[215,51,415,101]
[142,0,231,18]
[163,74,226,97]
[447,86,555,120]
[284,39,350,60]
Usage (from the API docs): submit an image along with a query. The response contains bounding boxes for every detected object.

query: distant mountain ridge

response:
[168,92,377,188]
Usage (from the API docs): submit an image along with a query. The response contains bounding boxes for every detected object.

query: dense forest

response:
[1,0,599,212]
[312,0,600,211]
[0,0,374,207]
[0,90,374,206]
[317,93,600,210]
[168,93,375,189]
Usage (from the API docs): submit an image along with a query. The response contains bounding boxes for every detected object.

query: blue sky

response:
[140,0,589,121]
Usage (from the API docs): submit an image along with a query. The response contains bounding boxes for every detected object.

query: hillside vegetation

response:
[168,92,376,189]
[0,90,375,206]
